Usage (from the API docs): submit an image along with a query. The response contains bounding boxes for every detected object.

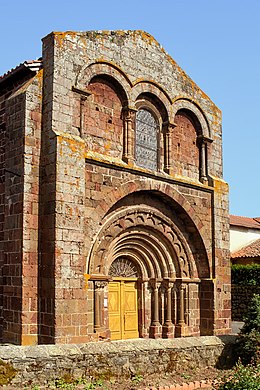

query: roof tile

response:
[230,215,260,230]
[231,238,260,258]
[0,59,42,83]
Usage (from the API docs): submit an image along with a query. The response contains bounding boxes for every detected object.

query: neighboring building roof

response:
[230,214,260,230]
[231,238,260,258]
[0,59,42,85]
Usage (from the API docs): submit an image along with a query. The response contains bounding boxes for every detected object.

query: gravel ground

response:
[1,366,230,389]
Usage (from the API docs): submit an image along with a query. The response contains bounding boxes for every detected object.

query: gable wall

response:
[38,31,230,343]
[0,31,230,344]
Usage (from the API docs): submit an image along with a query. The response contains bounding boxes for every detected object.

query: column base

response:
[164,167,174,175]
[122,155,134,166]
[149,324,162,339]
[140,326,149,339]
[95,328,110,341]
[175,323,189,337]
[200,176,208,185]
[162,324,175,338]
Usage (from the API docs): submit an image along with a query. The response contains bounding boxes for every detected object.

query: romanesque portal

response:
[88,199,213,340]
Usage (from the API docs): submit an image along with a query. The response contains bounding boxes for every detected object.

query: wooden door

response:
[108,282,122,340]
[108,280,138,340]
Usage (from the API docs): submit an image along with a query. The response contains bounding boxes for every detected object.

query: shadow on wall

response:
[216,335,238,369]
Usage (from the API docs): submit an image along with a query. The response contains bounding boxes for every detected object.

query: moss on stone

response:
[0,360,16,385]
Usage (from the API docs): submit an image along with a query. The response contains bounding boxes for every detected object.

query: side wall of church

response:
[0,72,42,344]
[0,73,35,342]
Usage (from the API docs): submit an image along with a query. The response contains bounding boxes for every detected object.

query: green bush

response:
[236,294,260,364]
[217,361,260,390]
[236,330,260,365]
[231,264,260,286]
[220,294,260,389]
[241,294,260,334]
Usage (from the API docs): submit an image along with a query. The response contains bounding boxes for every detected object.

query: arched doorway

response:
[87,200,211,340]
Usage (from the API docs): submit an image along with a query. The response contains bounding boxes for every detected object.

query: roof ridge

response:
[230,214,256,219]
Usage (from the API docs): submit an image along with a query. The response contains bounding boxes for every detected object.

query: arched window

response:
[135,108,158,171]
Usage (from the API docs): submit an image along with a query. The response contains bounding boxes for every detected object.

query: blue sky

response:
[1,0,259,217]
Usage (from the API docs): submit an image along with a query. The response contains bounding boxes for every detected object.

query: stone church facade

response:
[0,31,230,345]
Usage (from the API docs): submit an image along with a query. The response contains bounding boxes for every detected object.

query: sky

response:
[0,0,259,217]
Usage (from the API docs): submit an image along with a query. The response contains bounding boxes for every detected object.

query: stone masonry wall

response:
[84,163,213,271]
[0,72,38,342]
[21,72,42,345]
[38,30,230,342]
[0,336,236,387]
[2,90,26,344]
[42,31,223,177]
[39,35,88,342]
[1,73,42,344]
[213,179,230,334]
[82,161,229,337]
[173,112,200,180]
[83,78,124,158]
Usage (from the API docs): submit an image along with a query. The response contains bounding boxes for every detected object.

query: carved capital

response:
[95,281,107,289]
[122,106,137,121]
[163,121,177,132]
[197,135,213,145]
[149,279,161,290]
[72,85,92,97]
[162,279,173,289]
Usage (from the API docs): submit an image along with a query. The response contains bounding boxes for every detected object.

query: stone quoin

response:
[0,30,230,345]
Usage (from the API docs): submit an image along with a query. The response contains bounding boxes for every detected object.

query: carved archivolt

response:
[87,206,197,279]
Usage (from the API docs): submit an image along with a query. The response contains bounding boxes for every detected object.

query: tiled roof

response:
[231,238,260,258]
[0,59,42,83]
[230,214,260,230]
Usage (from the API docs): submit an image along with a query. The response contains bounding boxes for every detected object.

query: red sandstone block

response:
[29,324,37,334]
[79,326,88,335]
